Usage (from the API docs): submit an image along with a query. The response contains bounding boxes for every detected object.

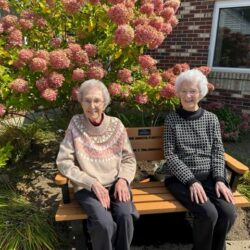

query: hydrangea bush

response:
[0,0,214,125]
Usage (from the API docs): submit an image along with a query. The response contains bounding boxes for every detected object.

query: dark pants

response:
[165,177,236,250]
[75,184,138,250]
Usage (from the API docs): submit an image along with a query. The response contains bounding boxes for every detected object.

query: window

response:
[208,0,250,72]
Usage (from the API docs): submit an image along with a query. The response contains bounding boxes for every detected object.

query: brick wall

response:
[205,72,250,114]
[149,0,215,69]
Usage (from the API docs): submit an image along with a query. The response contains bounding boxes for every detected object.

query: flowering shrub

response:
[0,0,214,125]
[207,102,250,141]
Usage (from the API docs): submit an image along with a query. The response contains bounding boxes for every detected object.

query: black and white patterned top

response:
[163,107,226,186]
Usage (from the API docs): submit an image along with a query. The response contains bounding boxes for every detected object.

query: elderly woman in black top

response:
[163,69,236,250]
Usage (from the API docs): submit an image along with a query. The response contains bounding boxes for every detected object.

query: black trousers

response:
[75,184,138,250]
[165,177,236,250]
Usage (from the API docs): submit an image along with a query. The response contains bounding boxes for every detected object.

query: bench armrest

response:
[224,153,249,175]
[55,173,70,204]
[55,173,69,186]
[224,153,249,192]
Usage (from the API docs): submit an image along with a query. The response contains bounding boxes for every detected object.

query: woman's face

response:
[81,87,105,123]
[177,80,202,112]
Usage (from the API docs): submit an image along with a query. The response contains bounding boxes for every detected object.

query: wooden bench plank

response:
[224,153,249,175]
[55,182,250,222]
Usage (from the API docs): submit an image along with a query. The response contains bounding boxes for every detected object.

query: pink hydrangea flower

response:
[1,15,18,29]
[161,22,173,34]
[133,17,149,26]
[140,3,154,16]
[208,82,215,91]
[135,93,148,104]
[18,49,34,63]
[172,64,182,75]
[71,87,79,101]
[159,84,176,98]
[138,55,157,69]
[148,31,165,49]
[19,19,33,30]
[161,7,174,22]
[149,17,164,31]
[72,68,85,81]
[36,77,49,92]
[8,29,23,47]
[74,50,89,66]
[87,66,105,80]
[41,88,58,101]
[108,83,122,96]
[114,25,134,47]
[152,0,163,14]
[0,0,10,12]
[117,68,133,83]
[35,18,48,28]
[108,4,133,25]
[148,73,162,86]
[10,78,28,93]
[48,72,65,88]
[0,103,6,117]
[29,57,48,72]
[169,15,178,27]
[49,50,70,69]
[164,0,180,13]
[242,113,250,122]
[161,69,175,81]
[68,43,82,53]
[83,44,97,57]
[134,24,158,46]
[35,50,50,61]
[62,0,84,14]
[0,23,4,33]
[20,10,36,20]
[50,37,62,48]
[196,66,211,76]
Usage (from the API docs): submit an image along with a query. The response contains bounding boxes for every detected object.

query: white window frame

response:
[208,0,250,73]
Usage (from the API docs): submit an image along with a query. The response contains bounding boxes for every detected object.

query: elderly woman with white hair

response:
[56,79,138,250]
[162,69,236,250]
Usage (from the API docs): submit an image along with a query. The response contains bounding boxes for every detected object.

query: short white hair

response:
[175,69,208,98]
[77,79,111,108]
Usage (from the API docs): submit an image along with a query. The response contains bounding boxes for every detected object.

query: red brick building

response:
[150,0,250,113]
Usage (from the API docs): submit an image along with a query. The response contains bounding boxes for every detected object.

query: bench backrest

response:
[127,127,164,161]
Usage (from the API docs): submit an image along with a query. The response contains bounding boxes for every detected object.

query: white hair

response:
[175,69,208,98]
[77,79,111,108]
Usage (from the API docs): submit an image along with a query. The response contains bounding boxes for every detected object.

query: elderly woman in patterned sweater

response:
[56,79,138,250]
[162,69,236,250]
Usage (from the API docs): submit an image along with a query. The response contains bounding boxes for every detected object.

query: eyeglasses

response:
[82,98,104,107]
[180,90,200,96]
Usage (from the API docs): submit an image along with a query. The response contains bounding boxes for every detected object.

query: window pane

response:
[213,7,250,68]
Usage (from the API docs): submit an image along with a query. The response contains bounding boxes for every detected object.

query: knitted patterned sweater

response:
[163,108,226,186]
[56,113,136,192]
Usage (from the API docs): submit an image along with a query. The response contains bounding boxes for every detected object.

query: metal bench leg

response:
[71,221,89,250]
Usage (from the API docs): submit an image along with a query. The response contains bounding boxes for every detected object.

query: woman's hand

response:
[114,178,131,202]
[92,181,110,209]
[190,182,208,204]
[215,181,235,204]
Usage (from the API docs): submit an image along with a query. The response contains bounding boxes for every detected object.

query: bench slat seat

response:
[55,181,250,222]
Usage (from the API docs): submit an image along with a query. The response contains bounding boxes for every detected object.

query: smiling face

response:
[177,80,202,112]
[81,87,105,123]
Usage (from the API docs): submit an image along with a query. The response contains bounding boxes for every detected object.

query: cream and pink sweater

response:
[56,114,136,192]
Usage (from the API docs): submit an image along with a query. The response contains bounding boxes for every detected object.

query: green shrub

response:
[0,143,14,168]
[207,102,250,141]
[0,186,57,250]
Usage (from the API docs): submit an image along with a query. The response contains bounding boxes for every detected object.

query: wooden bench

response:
[55,127,250,248]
